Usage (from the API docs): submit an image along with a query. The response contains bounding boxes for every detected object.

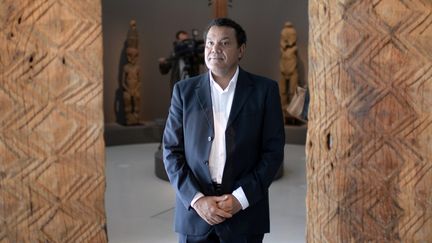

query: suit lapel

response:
[194,74,214,185]
[195,73,214,130]
[227,68,254,128]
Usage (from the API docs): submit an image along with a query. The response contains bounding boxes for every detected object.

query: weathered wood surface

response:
[307,0,432,242]
[0,0,107,242]
[212,0,228,18]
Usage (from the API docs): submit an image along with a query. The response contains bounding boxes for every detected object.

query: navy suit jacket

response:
[163,67,285,236]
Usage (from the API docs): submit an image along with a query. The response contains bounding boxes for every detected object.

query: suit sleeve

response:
[235,81,285,206]
[162,83,201,210]
[159,59,172,74]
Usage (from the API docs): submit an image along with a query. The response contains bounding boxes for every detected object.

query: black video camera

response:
[173,39,204,58]
[172,29,204,59]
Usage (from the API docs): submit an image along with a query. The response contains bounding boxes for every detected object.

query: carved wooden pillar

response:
[307,0,432,242]
[0,0,107,242]
[212,0,228,18]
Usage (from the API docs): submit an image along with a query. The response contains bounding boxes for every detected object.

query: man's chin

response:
[207,63,225,69]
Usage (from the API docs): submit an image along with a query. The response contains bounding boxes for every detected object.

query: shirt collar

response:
[209,66,239,93]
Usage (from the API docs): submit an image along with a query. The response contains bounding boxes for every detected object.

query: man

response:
[159,30,203,94]
[163,18,285,243]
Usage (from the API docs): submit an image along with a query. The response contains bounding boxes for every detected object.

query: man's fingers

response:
[214,195,229,202]
[208,203,232,218]
[216,195,231,208]
[209,215,225,225]
[216,194,242,215]
[214,207,232,218]
[193,196,232,225]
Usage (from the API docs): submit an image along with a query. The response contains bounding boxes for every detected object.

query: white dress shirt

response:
[208,68,237,184]
[191,67,249,210]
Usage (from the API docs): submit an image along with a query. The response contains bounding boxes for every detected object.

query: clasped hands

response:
[192,194,242,225]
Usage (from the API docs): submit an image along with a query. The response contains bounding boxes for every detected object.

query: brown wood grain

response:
[212,0,228,18]
[0,0,107,242]
[307,0,432,242]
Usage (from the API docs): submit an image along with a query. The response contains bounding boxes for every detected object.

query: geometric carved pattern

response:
[307,0,432,242]
[0,0,107,242]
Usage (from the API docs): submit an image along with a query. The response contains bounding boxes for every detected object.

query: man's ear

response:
[238,44,246,60]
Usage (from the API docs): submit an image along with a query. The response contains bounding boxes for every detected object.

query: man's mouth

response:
[209,56,223,61]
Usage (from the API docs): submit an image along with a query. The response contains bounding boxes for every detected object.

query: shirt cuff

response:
[232,187,249,210]
[191,192,205,207]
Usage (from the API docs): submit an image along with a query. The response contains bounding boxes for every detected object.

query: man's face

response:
[177,33,189,41]
[204,26,245,77]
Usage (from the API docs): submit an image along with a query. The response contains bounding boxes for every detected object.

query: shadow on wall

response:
[114,40,128,125]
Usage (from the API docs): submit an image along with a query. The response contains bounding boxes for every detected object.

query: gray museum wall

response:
[102,0,309,123]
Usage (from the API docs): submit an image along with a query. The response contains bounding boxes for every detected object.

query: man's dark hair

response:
[175,30,188,40]
[204,18,247,47]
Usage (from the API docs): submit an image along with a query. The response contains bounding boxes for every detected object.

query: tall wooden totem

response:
[307,0,432,242]
[0,0,107,242]
[211,0,229,18]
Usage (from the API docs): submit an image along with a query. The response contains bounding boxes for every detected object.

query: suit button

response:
[204,161,209,165]
[208,136,213,142]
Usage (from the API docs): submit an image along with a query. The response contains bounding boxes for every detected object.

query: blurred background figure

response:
[158,30,204,94]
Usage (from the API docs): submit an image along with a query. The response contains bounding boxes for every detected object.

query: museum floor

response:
[105,143,306,243]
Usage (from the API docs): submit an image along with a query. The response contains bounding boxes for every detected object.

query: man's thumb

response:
[216,195,229,202]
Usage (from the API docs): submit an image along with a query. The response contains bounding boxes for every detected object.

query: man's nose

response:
[211,43,222,53]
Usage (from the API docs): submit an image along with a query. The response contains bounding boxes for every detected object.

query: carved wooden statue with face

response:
[122,47,141,125]
[279,22,299,121]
